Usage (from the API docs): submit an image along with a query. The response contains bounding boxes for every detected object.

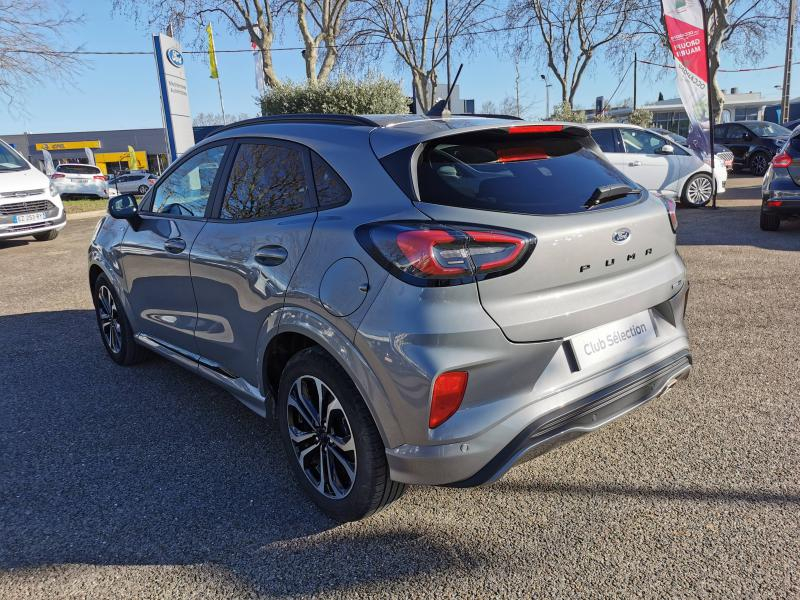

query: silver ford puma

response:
[88,114,691,521]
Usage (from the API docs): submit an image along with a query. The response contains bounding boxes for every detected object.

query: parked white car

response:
[585,123,727,207]
[107,172,158,196]
[50,163,109,198]
[0,139,66,242]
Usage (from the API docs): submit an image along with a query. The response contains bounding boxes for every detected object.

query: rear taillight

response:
[661,196,678,233]
[772,152,792,168]
[93,175,106,180]
[429,371,468,428]
[50,173,65,179]
[357,222,535,286]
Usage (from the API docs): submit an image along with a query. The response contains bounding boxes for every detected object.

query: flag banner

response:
[206,23,219,79]
[661,0,713,162]
[84,147,95,166]
[253,42,265,94]
[42,149,55,175]
[127,146,139,170]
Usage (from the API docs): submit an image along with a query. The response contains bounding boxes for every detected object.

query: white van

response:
[0,139,66,242]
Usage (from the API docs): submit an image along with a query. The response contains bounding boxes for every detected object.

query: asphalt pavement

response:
[1,176,798,598]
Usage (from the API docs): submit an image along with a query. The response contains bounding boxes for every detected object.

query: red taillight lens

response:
[429,371,468,428]
[93,175,106,180]
[661,195,678,233]
[357,222,534,286]
[772,152,792,168]
[767,200,783,207]
[508,124,564,134]
[50,173,65,179]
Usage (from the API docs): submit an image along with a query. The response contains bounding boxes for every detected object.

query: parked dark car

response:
[714,121,791,176]
[761,132,800,230]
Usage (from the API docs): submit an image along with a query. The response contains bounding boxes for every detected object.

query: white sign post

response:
[153,33,195,162]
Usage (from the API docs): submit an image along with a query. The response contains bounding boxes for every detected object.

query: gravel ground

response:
[1,177,798,599]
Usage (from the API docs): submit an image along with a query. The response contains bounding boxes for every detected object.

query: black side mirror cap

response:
[108,194,140,226]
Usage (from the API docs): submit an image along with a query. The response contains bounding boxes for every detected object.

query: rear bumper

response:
[53,180,107,197]
[762,198,800,216]
[448,350,691,487]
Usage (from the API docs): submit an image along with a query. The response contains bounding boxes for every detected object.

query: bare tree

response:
[361,0,489,112]
[0,1,83,105]
[627,0,787,120]
[279,0,359,83]
[510,0,638,106]
[114,0,282,88]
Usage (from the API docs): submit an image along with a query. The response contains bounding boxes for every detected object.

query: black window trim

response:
[138,140,232,221]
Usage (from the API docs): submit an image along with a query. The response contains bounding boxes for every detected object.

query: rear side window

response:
[415,130,640,215]
[310,152,351,207]
[57,164,100,175]
[220,143,312,220]
[590,128,622,153]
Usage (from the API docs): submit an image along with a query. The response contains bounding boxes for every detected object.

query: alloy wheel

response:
[286,375,357,499]
[97,285,123,354]
[686,175,713,206]
[751,154,769,176]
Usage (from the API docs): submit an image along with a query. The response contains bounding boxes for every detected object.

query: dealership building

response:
[1,126,217,176]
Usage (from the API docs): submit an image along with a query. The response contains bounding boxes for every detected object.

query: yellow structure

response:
[94,151,149,175]
[35,140,101,151]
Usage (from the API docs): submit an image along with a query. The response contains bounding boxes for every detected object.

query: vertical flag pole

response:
[702,3,717,209]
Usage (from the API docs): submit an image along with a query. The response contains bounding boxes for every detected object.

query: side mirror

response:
[108,194,139,223]
[659,144,675,154]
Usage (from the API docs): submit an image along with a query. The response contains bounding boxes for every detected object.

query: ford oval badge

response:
[166,48,184,68]
[612,228,631,244]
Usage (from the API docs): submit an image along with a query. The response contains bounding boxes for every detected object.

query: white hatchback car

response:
[586,123,727,207]
[0,139,66,242]
[50,163,109,198]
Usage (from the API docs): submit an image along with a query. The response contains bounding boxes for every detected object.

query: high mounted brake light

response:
[356,222,535,287]
[507,124,564,134]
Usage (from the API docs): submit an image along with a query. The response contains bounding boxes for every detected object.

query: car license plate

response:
[14,212,47,224]
[570,311,657,370]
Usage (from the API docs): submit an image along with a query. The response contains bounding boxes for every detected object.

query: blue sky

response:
[0,1,790,134]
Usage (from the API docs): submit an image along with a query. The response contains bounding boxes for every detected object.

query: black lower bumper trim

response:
[448,350,692,488]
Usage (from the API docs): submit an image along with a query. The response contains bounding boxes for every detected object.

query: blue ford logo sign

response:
[612,228,631,244]
[166,48,184,68]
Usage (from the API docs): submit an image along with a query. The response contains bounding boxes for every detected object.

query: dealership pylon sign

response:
[153,33,195,162]
[661,0,714,163]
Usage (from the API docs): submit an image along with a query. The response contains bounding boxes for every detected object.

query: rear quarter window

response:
[414,130,640,215]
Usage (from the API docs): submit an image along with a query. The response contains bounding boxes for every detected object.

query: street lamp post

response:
[540,74,551,119]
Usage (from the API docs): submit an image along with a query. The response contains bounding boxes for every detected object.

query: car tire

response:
[137,185,149,195]
[91,273,148,365]
[680,173,713,208]
[749,152,770,176]
[760,211,780,231]
[33,229,58,241]
[277,346,405,522]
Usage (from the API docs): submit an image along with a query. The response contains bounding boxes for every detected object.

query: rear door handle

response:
[629,160,643,166]
[164,237,186,254]
[255,245,288,266]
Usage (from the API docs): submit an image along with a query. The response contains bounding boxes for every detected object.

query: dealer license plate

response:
[14,212,47,224]
[570,311,657,370]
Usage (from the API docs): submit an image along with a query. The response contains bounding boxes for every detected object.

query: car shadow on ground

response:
[677,204,800,251]
[0,309,481,596]
[491,479,800,506]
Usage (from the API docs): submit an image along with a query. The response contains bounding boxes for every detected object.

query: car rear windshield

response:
[412,130,641,215]
[57,165,101,175]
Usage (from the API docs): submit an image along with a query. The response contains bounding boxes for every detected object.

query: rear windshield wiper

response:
[584,184,636,209]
